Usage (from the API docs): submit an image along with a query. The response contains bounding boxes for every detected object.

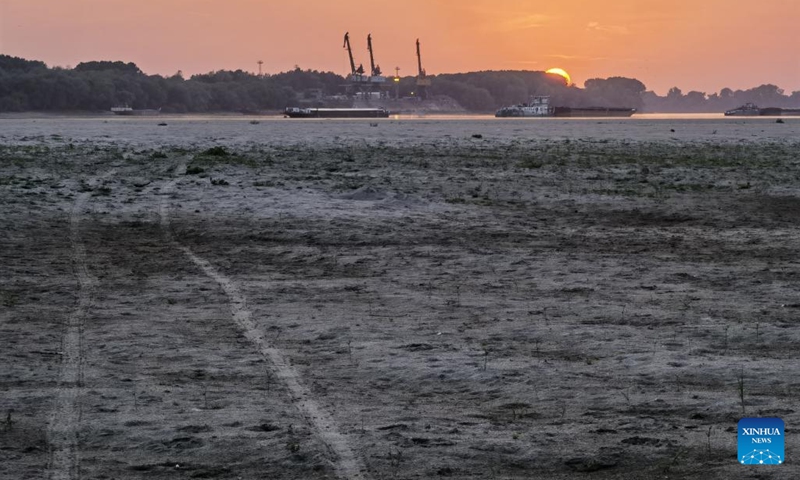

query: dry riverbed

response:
[1,129,799,479]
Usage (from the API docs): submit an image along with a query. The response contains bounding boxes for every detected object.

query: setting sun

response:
[546,68,571,86]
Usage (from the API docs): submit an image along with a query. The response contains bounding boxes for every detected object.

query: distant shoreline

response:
[3,112,796,121]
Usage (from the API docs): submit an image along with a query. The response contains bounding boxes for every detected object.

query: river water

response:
[0,113,797,148]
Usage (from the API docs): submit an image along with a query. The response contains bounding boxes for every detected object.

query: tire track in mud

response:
[160,163,367,480]
[47,173,112,480]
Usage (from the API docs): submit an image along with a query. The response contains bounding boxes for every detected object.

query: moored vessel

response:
[724,103,800,116]
[756,107,800,116]
[111,105,161,116]
[495,96,553,117]
[724,103,761,116]
[552,106,636,117]
[284,107,390,118]
[495,96,636,118]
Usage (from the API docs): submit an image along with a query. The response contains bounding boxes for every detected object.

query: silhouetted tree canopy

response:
[0,55,306,112]
[584,77,646,110]
[0,55,47,72]
[0,54,797,113]
[74,61,142,75]
[431,70,576,111]
[644,83,799,113]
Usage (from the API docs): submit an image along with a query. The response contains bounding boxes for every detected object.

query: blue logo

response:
[738,418,784,465]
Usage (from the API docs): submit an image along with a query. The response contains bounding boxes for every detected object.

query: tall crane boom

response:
[416,38,426,78]
[415,38,431,98]
[343,32,356,75]
[367,34,382,76]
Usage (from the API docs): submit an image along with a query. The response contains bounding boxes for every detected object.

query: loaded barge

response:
[552,106,636,117]
[284,107,390,118]
[495,96,635,118]
[725,103,800,116]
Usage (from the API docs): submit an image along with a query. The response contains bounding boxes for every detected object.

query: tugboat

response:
[724,103,761,116]
[495,96,553,117]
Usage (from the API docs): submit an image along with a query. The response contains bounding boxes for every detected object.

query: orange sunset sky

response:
[1,0,798,95]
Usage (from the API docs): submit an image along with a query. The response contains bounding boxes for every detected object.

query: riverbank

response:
[1,129,799,478]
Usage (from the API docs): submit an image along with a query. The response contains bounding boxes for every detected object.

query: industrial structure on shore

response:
[342,32,430,100]
[283,33,448,116]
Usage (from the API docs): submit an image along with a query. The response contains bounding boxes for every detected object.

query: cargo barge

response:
[552,106,636,117]
[725,104,800,116]
[495,96,635,118]
[762,108,800,116]
[284,107,390,118]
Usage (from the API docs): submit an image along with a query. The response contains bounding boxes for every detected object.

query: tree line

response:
[429,71,649,112]
[1,54,797,113]
[643,85,800,113]
[0,56,335,113]
[428,71,799,112]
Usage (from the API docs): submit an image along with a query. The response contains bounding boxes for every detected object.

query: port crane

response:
[343,32,365,81]
[416,38,431,99]
[343,32,387,97]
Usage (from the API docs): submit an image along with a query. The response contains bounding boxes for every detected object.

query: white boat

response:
[110,105,161,116]
[110,105,133,114]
